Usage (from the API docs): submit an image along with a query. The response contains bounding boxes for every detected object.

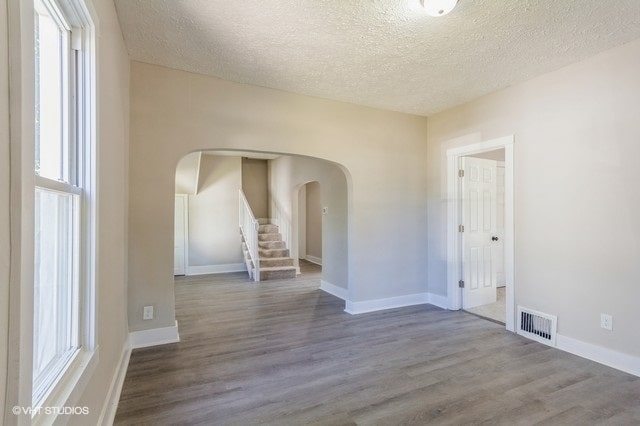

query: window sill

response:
[32,346,99,426]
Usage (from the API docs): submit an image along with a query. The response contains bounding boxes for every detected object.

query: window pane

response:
[35,0,69,182]
[33,188,79,401]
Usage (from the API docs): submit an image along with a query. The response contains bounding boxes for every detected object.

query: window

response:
[33,0,95,407]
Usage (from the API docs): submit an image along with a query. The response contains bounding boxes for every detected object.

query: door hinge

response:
[459,280,465,288]
[458,224,464,233]
[458,169,465,178]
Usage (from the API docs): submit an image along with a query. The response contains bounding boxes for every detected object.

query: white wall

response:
[427,38,640,358]
[128,60,429,332]
[187,154,244,270]
[305,181,322,261]
[4,0,131,423]
[269,156,347,290]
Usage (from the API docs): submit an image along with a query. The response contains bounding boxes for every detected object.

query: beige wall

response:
[305,182,322,260]
[242,158,269,218]
[3,0,130,423]
[129,61,429,331]
[1,0,10,419]
[427,39,640,357]
[269,156,347,289]
[187,155,244,267]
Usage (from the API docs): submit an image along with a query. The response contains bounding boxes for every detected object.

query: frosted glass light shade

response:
[422,0,458,17]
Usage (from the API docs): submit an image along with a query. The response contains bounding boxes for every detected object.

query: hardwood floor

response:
[115,262,640,425]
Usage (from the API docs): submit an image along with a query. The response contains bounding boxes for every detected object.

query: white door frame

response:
[446,135,515,331]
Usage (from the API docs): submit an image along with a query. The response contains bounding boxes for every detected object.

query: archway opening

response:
[296,181,323,278]
[172,149,350,302]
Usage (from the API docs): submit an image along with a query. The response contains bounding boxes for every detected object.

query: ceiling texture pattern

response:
[114,0,640,116]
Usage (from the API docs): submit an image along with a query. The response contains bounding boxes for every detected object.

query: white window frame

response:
[31,0,98,422]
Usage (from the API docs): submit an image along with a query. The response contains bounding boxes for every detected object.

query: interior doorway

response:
[459,151,506,323]
[297,181,323,276]
[446,136,515,331]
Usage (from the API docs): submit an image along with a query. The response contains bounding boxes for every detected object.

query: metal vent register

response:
[517,306,557,346]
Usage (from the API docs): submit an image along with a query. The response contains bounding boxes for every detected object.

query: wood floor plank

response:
[115,261,640,425]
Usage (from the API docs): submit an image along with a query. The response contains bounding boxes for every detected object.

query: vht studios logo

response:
[12,406,90,416]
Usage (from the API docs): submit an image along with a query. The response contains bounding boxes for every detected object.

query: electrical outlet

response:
[600,313,613,331]
[143,305,154,320]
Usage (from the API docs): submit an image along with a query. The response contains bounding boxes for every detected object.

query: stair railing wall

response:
[239,189,260,281]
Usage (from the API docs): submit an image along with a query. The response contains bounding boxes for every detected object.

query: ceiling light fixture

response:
[421,0,458,17]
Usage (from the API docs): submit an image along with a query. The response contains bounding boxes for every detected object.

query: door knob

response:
[492,236,499,241]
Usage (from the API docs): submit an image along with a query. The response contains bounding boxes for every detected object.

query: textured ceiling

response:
[114,0,640,116]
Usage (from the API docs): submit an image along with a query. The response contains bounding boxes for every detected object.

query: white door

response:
[174,195,187,275]
[461,157,498,309]
[495,165,506,287]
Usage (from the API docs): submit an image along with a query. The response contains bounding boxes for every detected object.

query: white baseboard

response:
[186,263,246,276]
[129,321,180,349]
[426,292,449,309]
[97,341,131,425]
[305,255,322,266]
[556,334,640,378]
[345,292,430,315]
[320,280,348,300]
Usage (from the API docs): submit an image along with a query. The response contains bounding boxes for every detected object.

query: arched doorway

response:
[172,150,350,297]
[296,181,322,277]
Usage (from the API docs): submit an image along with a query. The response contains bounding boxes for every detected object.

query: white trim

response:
[32,348,99,425]
[446,135,516,332]
[556,334,640,378]
[426,292,449,310]
[25,1,101,423]
[185,263,247,276]
[320,280,347,300]
[305,255,322,266]
[345,293,429,315]
[97,342,130,426]
[129,321,180,349]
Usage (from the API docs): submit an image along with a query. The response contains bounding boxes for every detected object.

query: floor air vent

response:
[517,306,557,346]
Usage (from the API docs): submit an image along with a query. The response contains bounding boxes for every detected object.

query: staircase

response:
[239,189,296,281]
[242,220,297,281]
